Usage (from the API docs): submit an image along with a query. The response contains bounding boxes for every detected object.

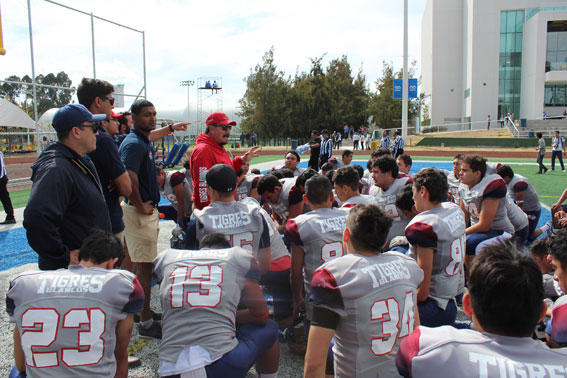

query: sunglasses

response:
[212,124,232,131]
[78,123,99,133]
[99,96,115,106]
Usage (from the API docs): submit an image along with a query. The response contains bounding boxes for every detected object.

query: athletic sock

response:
[258,372,278,378]
[140,319,153,328]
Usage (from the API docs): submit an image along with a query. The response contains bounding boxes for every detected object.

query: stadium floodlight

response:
[180,80,195,123]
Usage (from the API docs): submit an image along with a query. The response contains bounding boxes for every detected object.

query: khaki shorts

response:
[121,203,159,263]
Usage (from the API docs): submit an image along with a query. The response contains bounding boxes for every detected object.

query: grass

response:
[1,155,563,212]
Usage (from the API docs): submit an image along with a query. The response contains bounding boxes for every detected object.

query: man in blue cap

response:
[23,103,111,270]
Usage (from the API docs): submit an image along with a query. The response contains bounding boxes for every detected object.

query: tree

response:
[368,61,421,130]
[0,72,73,118]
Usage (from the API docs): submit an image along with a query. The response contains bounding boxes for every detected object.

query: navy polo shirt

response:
[88,126,127,234]
[119,128,160,205]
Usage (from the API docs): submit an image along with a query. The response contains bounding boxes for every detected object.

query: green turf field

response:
[2,155,565,213]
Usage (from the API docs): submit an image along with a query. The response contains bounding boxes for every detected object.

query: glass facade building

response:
[498,10,525,119]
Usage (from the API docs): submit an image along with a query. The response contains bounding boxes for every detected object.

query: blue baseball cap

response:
[51,104,106,132]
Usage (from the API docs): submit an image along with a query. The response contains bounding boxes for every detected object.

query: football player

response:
[155,233,279,378]
[7,229,144,378]
[304,204,423,377]
[396,239,566,377]
[406,168,466,327]
[458,155,513,267]
[369,156,413,244]
[257,174,302,232]
[333,166,377,208]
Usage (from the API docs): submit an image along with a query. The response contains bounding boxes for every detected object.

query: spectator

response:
[335,131,342,149]
[536,132,548,174]
[240,131,245,147]
[252,131,258,146]
[551,130,566,171]
[23,104,109,270]
[308,130,321,171]
[352,131,360,151]
[365,132,371,150]
[0,149,15,224]
[190,112,259,210]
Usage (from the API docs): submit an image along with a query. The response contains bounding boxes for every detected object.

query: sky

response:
[0,0,427,123]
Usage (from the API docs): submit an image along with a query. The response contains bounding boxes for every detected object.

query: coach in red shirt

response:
[190,112,260,209]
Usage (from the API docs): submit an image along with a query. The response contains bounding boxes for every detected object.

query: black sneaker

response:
[138,321,162,339]
[0,218,16,225]
[134,311,162,323]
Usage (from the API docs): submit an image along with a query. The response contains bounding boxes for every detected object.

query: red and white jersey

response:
[360,177,371,195]
[341,194,378,208]
[406,202,466,309]
[153,247,259,367]
[310,252,423,378]
[270,177,297,221]
[161,170,193,218]
[369,176,413,242]
[285,207,349,303]
[506,174,540,212]
[6,265,144,378]
[236,174,261,201]
[486,162,502,175]
[459,174,513,234]
[396,326,567,378]
[442,169,461,205]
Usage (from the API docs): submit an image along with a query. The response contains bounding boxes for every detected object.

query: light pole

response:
[402,0,408,142]
[180,80,194,124]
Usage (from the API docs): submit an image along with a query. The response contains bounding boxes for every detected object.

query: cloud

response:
[0,0,426,116]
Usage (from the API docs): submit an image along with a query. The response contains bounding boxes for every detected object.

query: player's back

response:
[236,174,260,201]
[286,207,349,290]
[508,174,540,212]
[271,177,297,219]
[406,202,466,308]
[341,194,378,208]
[310,252,424,378]
[6,266,143,378]
[194,200,264,254]
[153,247,257,364]
[397,326,567,378]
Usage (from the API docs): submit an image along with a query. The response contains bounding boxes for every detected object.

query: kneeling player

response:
[154,233,279,378]
[396,239,567,377]
[7,229,144,378]
[304,204,424,377]
[407,168,466,327]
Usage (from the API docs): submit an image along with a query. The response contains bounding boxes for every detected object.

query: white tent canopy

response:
[0,98,35,129]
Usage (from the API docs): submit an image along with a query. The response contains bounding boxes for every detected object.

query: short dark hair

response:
[496,164,514,179]
[131,99,155,115]
[413,168,448,203]
[256,174,282,195]
[395,184,414,212]
[352,164,364,180]
[454,153,465,160]
[321,162,334,172]
[346,204,392,252]
[266,169,284,180]
[549,229,567,270]
[305,175,332,204]
[325,170,335,184]
[56,129,72,142]
[397,154,412,167]
[366,159,373,171]
[463,155,487,178]
[278,167,295,178]
[536,132,543,138]
[469,240,544,337]
[296,168,319,188]
[333,166,360,191]
[529,237,550,259]
[77,78,114,109]
[285,150,300,162]
[250,168,261,175]
[311,130,320,136]
[342,150,353,158]
[201,233,231,249]
[79,229,123,266]
[371,148,391,159]
[372,156,398,179]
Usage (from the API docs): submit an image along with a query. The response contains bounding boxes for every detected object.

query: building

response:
[422,0,567,130]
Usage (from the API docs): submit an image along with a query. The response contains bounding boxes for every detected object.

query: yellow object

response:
[0,3,5,55]
[370,141,380,150]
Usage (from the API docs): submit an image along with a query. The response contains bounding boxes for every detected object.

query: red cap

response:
[111,112,123,119]
[206,112,236,126]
